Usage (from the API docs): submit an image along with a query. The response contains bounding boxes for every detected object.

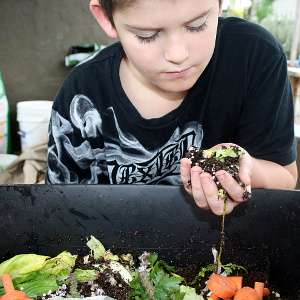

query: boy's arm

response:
[246,157,297,190]
[180,144,298,215]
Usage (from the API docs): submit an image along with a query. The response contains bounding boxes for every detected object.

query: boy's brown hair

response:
[99,0,223,26]
[98,0,138,26]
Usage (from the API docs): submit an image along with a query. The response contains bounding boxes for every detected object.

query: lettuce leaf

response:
[14,272,59,298]
[203,147,244,163]
[43,251,77,280]
[73,268,97,282]
[0,251,76,297]
[180,285,204,300]
[87,235,106,259]
[0,253,49,281]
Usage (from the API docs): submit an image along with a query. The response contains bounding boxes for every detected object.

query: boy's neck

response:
[119,56,187,119]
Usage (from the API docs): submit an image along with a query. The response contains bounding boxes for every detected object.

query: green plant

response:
[259,15,300,58]
[255,0,274,22]
[189,263,247,286]
[231,8,247,18]
[129,252,185,300]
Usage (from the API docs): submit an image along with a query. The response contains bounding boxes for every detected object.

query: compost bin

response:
[0,185,299,299]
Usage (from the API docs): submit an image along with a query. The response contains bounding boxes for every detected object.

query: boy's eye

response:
[135,21,207,44]
[186,21,208,32]
[136,32,159,43]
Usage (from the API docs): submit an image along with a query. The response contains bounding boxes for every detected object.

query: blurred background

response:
[0,0,299,184]
[223,0,299,57]
[0,0,115,153]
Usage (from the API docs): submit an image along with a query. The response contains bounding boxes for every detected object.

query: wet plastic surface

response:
[0,185,299,297]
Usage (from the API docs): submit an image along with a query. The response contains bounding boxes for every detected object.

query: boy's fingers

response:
[199,173,225,215]
[180,158,192,188]
[190,167,209,210]
[221,197,238,215]
[216,170,251,203]
[181,158,250,214]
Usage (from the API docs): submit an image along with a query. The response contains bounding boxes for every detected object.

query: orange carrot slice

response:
[1,273,33,300]
[254,282,265,300]
[208,274,237,299]
[1,274,15,294]
[228,276,243,291]
[209,293,220,300]
[263,287,271,297]
[234,287,260,300]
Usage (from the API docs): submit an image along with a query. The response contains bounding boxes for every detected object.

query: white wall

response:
[272,0,297,20]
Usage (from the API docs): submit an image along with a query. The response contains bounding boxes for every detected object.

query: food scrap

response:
[0,237,273,300]
[207,274,271,300]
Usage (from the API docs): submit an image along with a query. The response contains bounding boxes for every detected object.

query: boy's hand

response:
[180,143,252,215]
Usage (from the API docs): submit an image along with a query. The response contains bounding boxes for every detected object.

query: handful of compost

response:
[185,145,251,201]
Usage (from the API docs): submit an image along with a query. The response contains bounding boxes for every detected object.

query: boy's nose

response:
[164,38,189,65]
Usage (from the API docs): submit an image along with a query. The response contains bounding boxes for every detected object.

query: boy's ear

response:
[218,1,223,16]
[89,0,118,39]
[218,7,223,16]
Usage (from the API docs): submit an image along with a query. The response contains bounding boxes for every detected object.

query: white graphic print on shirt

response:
[47,94,203,184]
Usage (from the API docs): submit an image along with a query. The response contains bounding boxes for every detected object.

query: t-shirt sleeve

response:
[235,45,296,166]
[45,77,110,184]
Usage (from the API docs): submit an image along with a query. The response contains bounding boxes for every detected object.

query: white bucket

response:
[0,106,8,154]
[17,100,53,152]
[0,154,18,174]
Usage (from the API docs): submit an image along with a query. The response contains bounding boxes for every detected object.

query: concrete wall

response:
[0,0,115,152]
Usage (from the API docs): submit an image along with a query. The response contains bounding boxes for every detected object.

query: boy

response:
[46,0,298,215]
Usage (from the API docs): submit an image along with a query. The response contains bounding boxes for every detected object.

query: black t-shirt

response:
[46,17,296,184]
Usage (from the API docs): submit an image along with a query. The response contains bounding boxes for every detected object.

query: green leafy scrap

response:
[180,285,204,300]
[0,236,247,299]
[203,147,244,163]
[152,259,177,274]
[222,263,248,275]
[152,269,184,300]
[129,274,149,300]
[189,264,216,285]
[129,253,185,300]
[86,235,106,259]
[189,262,247,286]
[0,254,49,284]
[73,269,97,282]
[0,251,76,298]
[9,272,58,298]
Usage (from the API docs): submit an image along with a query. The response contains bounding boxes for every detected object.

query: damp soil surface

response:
[36,253,290,300]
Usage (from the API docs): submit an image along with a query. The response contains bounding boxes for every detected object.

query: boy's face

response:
[113,0,221,96]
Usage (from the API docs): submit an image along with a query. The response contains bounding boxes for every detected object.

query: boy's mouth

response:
[165,67,190,79]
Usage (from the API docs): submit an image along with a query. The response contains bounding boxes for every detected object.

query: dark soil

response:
[35,252,288,300]
[177,261,284,300]
[36,254,135,300]
[185,145,251,200]
[71,255,135,299]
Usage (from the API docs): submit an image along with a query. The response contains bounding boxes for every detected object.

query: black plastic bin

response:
[0,185,299,298]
